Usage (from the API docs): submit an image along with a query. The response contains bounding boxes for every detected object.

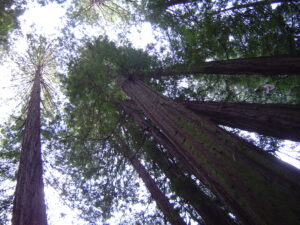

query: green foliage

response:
[66,0,132,26]
[65,37,159,133]
[151,73,300,104]
[55,37,167,223]
[0,117,23,224]
[36,0,67,6]
[0,0,25,50]
[0,0,65,54]
[59,25,300,223]
[136,0,300,62]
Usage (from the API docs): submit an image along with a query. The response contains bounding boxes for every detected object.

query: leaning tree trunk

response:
[121,101,236,224]
[12,68,47,225]
[120,100,195,173]
[182,101,300,142]
[220,0,299,12]
[151,146,236,225]
[121,101,236,225]
[121,78,300,225]
[118,143,187,225]
[142,54,300,78]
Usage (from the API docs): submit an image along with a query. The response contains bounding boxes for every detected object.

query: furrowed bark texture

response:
[152,148,236,225]
[12,69,47,225]
[182,101,300,142]
[144,54,300,78]
[122,79,300,225]
[121,101,235,225]
[121,145,187,225]
[120,101,195,173]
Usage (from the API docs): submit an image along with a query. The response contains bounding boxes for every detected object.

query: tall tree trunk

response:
[220,0,299,12]
[120,100,195,173]
[118,143,187,225]
[122,101,236,225]
[151,147,237,225]
[121,102,236,225]
[182,101,300,141]
[151,146,236,225]
[142,54,300,78]
[121,78,300,225]
[12,68,47,225]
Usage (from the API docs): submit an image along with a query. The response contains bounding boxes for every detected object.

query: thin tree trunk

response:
[221,0,299,12]
[182,101,300,141]
[122,78,300,225]
[119,143,187,225]
[142,54,300,78]
[12,68,47,225]
[149,0,195,9]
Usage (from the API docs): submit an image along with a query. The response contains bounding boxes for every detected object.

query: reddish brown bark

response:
[120,100,194,173]
[142,54,300,78]
[152,148,236,225]
[122,79,300,225]
[121,101,236,225]
[12,68,47,225]
[182,101,300,142]
[120,143,187,225]
[152,149,236,225]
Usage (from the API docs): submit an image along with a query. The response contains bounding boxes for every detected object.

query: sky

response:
[0,1,300,224]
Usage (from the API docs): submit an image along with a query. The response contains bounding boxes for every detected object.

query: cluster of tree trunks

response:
[11,46,300,224]
[12,69,47,225]
[121,101,236,225]
[121,78,300,225]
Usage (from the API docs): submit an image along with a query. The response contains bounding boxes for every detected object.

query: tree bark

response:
[120,100,195,173]
[12,68,47,225]
[121,102,236,225]
[149,0,196,9]
[119,143,187,225]
[221,0,300,13]
[181,101,300,142]
[151,148,236,225]
[152,148,236,225]
[122,101,236,225]
[142,54,300,78]
[122,78,300,225]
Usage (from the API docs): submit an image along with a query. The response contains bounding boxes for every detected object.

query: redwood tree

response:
[63,38,300,224]
[12,35,57,225]
[12,66,47,225]
[121,102,236,225]
[122,78,300,225]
